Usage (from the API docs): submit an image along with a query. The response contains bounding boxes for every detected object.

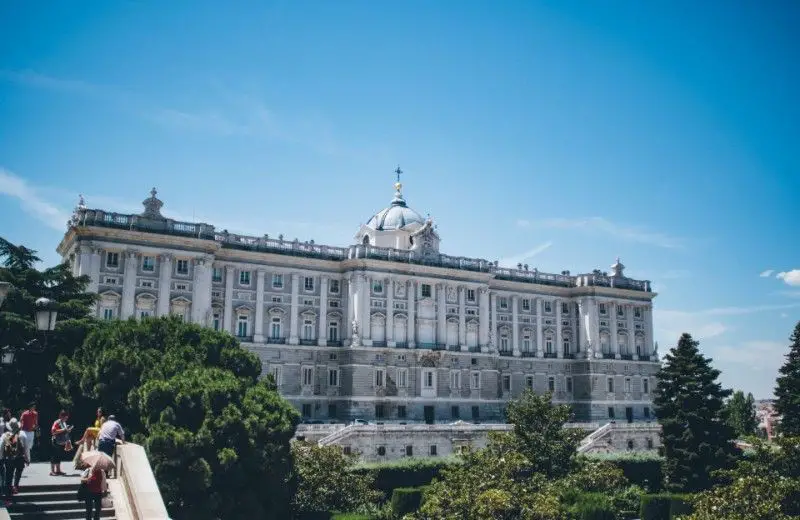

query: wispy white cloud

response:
[498,242,553,268]
[515,217,684,249]
[760,269,775,277]
[702,303,800,316]
[777,270,800,287]
[0,168,69,231]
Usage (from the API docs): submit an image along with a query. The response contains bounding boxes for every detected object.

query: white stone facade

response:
[58,184,659,424]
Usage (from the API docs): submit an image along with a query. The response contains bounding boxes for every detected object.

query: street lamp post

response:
[0,288,57,367]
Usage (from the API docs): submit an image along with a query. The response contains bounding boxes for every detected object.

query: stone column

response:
[436,283,446,346]
[361,274,371,343]
[645,305,655,359]
[535,297,544,357]
[555,298,563,358]
[577,298,588,357]
[626,304,635,355]
[120,250,138,319]
[223,266,234,334]
[289,273,300,345]
[478,287,489,351]
[254,269,266,342]
[590,299,602,359]
[345,276,354,345]
[386,277,395,346]
[77,245,94,288]
[407,280,416,348]
[89,247,101,293]
[318,276,328,346]
[458,286,467,350]
[191,256,213,326]
[511,296,520,356]
[571,301,579,354]
[157,253,172,317]
[609,301,619,358]
[489,292,497,351]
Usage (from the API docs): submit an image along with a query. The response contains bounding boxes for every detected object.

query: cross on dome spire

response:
[395,165,403,184]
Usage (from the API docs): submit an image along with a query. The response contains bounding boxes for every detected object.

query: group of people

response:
[0,403,126,518]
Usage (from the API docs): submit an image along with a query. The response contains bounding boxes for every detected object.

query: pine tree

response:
[774,321,800,436]
[724,390,758,438]
[654,333,739,492]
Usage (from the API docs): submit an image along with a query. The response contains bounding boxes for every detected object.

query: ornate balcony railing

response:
[326,340,343,347]
[467,346,481,353]
[602,353,616,359]
[563,353,576,359]
[70,208,652,292]
[372,341,387,348]
[447,345,461,352]
[267,336,287,344]
[299,339,316,346]
[620,354,634,361]
[543,352,557,359]
[498,350,513,357]
[521,351,537,358]
[394,342,408,349]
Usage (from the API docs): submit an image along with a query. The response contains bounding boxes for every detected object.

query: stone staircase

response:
[2,463,115,520]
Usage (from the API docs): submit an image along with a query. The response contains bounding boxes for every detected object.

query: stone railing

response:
[113,442,170,519]
[71,208,652,292]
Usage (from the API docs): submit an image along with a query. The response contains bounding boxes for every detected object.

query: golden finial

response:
[394,166,403,192]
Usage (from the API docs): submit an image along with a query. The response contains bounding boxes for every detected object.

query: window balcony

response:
[418,343,446,351]
[236,335,254,343]
[267,336,287,344]
[372,341,387,348]
[620,354,634,361]
[467,346,481,353]
[447,345,461,352]
[602,353,616,359]
[498,350,513,357]
[562,353,576,359]
[395,342,409,349]
[299,339,316,346]
[543,352,557,359]
[326,340,343,347]
[521,351,537,358]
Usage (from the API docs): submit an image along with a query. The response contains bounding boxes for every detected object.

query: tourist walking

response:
[0,408,11,433]
[96,415,124,457]
[19,402,38,464]
[1,419,28,506]
[50,410,73,476]
[81,464,105,520]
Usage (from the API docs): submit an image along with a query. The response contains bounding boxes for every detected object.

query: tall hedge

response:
[351,457,460,496]
[587,453,664,492]
[640,493,693,520]
[391,487,425,517]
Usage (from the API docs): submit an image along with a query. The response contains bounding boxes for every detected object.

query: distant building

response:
[58,176,659,424]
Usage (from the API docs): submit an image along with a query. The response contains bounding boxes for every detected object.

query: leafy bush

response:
[574,502,616,520]
[352,457,460,496]
[640,494,671,520]
[587,452,664,492]
[669,494,694,517]
[566,492,616,520]
[565,459,629,492]
[390,487,425,517]
[610,485,645,519]
[330,515,369,520]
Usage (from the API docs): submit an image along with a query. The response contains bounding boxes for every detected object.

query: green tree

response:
[654,333,739,492]
[775,321,800,436]
[291,442,381,515]
[0,237,96,420]
[724,390,758,438]
[55,317,299,520]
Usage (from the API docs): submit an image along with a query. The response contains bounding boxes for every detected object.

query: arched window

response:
[362,235,370,245]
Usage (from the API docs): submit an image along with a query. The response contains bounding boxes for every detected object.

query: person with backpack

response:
[50,410,73,476]
[1,418,28,506]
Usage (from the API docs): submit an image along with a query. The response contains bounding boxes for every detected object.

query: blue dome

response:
[366,189,426,231]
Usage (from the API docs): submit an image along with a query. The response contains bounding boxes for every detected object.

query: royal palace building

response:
[58,180,659,424]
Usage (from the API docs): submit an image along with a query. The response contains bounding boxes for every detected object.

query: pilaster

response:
[610,301,619,358]
[645,306,655,360]
[120,250,138,319]
[254,269,266,342]
[458,286,467,350]
[89,247,101,294]
[436,283,446,345]
[478,287,489,352]
[191,256,213,326]
[489,292,497,351]
[536,297,544,357]
[157,254,172,317]
[361,274,371,344]
[626,304,635,355]
[346,275,355,344]
[223,265,234,334]
[318,276,328,346]
[511,295,520,356]
[289,273,300,345]
[555,298,563,358]
[407,280,416,348]
[386,276,395,346]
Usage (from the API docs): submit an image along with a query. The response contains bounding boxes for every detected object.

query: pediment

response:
[171,296,191,305]
[235,304,252,313]
[327,311,343,319]
[393,312,408,321]
[268,307,286,316]
[99,290,121,300]
[301,309,317,318]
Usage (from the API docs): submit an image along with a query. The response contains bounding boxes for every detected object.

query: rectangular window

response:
[239,271,251,286]
[237,316,248,337]
[424,370,434,388]
[607,377,615,393]
[270,318,281,338]
[103,308,114,320]
[212,267,223,283]
[617,306,625,317]
[304,276,314,291]
[608,407,615,419]
[142,256,155,272]
[139,310,150,319]
[375,369,385,388]
[451,406,460,420]
[502,375,511,392]
[328,322,339,342]
[405,445,413,457]
[499,297,508,309]
[176,259,189,275]
[599,303,607,315]
[430,445,437,456]
[328,404,337,418]
[303,298,314,306]
[373,280,383,293]
[522,298,530,311]
[213,313,221,331]
[329,279,340,293]
[398,405,407,419]
[375,404,385,419]
[625,377,632,393]
[644,406,651,419]
[398,368,408,388]
[544,301,552,313]
[329,300,339,308]
[548,376,555,392]
[472,406,480,421]
[104,277,118,285]
[421,284,431,298]
[272,274,284,288]
[643,378,650,394]
[302,404,312,418]
[139,280,154,288]
[634,307,641,318]
[272,296,282,303]
[566,376,573,393]
[302,367,314,387]
[471,372,480,389]
[562,302,569,314]
[328,369,339,387]
[270,365,282,386]
[466,289,475,302]
[450,371,461,389]
[106,252,119,268]
[175,283,188,291]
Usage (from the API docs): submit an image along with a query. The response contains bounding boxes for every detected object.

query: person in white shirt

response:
[96,415,124,457]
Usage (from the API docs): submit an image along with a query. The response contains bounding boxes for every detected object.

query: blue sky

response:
[1,0,798,398]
